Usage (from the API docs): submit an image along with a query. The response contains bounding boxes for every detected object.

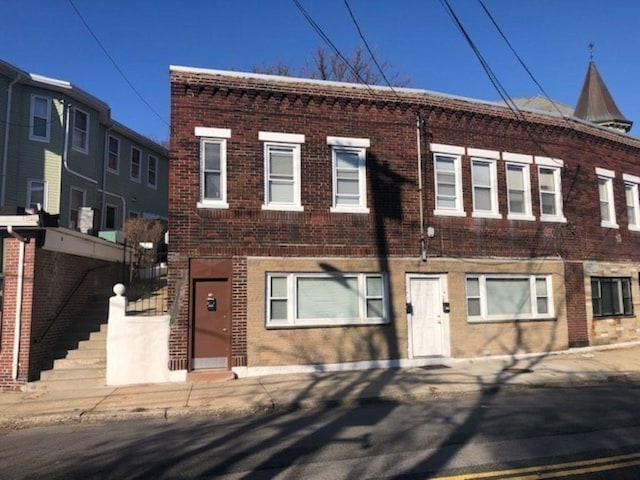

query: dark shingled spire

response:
[574,61,632,133]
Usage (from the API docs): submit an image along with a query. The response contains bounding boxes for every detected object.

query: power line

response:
[342,0,399,97]
[66,0,169,129]
[291,0,377,96]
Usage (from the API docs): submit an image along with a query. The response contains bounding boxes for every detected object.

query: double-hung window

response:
[536,157,566,222]
[597,168,618,228]
[466,274,553,322]
[432,144,465,217]
[72,107,89,153]
[624,174,640,231]
[469,149,500,218]
[148,155,158,188]
[30,95,50,142]
[130,147,142,182]
[69,187,86,229]
[196,127,230,209]
[327,136,370,213]
[504,152,534,220]
[27,179,47,210]
[108,136,119,173]
[260,132,304,211]
[105,204,118,230]
[591,277,632,317]
[267,272,387,327]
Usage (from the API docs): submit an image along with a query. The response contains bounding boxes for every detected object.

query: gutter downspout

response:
[7,226,28,381]
[416,113,427,262]
[1,74,21,206]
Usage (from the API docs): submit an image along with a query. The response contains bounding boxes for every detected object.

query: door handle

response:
[222,328,228,332]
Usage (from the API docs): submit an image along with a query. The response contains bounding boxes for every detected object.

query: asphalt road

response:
[1,383,640,479]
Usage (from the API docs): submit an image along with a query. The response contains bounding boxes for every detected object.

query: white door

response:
[408,276,448,357]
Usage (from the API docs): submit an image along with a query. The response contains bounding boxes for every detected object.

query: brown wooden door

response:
[192,279,231,370]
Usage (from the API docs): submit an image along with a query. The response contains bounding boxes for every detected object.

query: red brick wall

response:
[168,70,640,365]
[0,237,122,390]
[564,261,589,347]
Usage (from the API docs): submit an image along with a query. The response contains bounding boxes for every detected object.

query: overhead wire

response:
[67,0,170,129]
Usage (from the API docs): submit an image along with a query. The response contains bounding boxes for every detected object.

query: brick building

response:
[168,62,640,378]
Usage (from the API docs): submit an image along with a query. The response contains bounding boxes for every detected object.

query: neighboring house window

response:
[26,179,47,210]
[469,149,500,218]
[536,156,566,222]
[195,126,230,209]
[624,174,640,231]
[259,131,305,211]
[327,136,370,213]
[597,168,618,228]
[466,274,553,322]
[69,187,86,229]
[72,107,89,153]
[108,136,120,173]
[105,204,118,230]
[431,144,465,217]
[147,155,158,188]
[130,147,142,182]
[591,277,632,317]
[266,272,387,327]
[504,152,534,221]
[30,95,50,142]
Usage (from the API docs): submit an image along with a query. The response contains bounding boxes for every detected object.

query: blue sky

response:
[2,0,639,142]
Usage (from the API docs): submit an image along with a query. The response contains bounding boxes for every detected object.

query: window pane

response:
[474,188,491,210]
[507,165,524,189]
[367,299,384,318]
[473,162,491,186]
[436,157,454,172]
[75,110,87,130]
[205,143,221,171]
[269,182,293,203]
[509,191,525,213]
[466,278,479,296]
[204,172,221,199]
[601,281,614,315]
[366,276,383,297]
[271,277,287,297]
[539,169,555,191]
[34,97,48,117]
[541,192,556,215]
[486,278,531,315]
[297,277,358,319]
[536,278,547,296]
[33,117,47,137]
[337,178,359,195]
[336,150,359,169]
[467,298,481,316]
[537,297,548,314]
[270,150,293,176]
[270,300,288,320]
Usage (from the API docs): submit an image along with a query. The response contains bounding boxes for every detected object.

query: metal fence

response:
[125,244,168,316]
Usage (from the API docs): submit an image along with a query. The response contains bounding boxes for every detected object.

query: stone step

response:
[39,367,106,382]
[27,377,107,392]
[63,348,106,360]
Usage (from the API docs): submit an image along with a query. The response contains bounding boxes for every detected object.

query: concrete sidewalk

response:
[2,343,640,428]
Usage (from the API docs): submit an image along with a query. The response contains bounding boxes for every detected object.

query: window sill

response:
[262,204,304,212]
[539,215,567,223]
[467,315,556,323]
[72,146,88,155]
[600,222,619,229]
[434,209,466,217]
[29,135,50,143]
[507,213,535,221]
[471,212,502,219]
[330,206,370,214]
[629,225,640,232]
[197,201,229,209]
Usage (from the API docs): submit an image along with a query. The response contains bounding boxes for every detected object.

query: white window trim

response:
[466,274,554,323]
[197,137,229,209]
[505,161,535,221]
[107,135,120,174]
[536,162,566,223]
[329,139,369,214]
[72,107,89,154]
[624,173,640,231]
[26,179,47,211]
[432,148,465,217]
[105,203,119,230]
[130,147,142,183]
[266,272,389,328]
[597,169,618,229]
[260,132,304,212]
[29,95,51,142]
[470,157,501,219]
[147,155,158,189]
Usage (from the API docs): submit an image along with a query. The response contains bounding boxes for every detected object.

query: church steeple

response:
[574,49,632,133]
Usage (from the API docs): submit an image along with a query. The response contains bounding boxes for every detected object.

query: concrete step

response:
[27,377,107,392]
[39,367,106,382]
[53,356,106,369]
[63,348,106,360]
